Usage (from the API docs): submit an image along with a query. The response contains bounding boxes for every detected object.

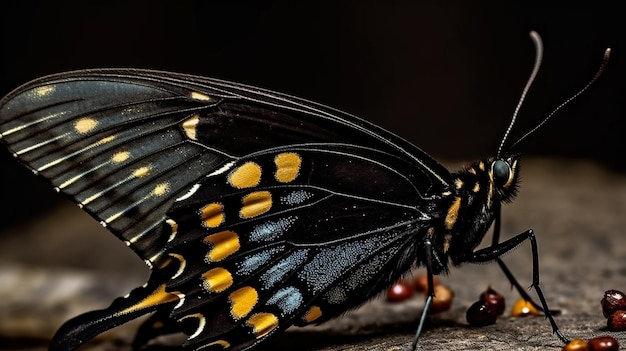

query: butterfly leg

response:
[467,228,569,344]
[410,239,436,351]
[491,205,559,313]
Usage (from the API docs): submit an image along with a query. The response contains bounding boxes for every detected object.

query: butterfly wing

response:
[0,69,453,350]
[0,69,450,264]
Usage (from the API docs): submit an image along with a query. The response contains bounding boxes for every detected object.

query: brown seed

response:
[587,336,619,351]
[510,298,539,317]
[479,286,506,316]
[601,289,626,318]
[428,284,454,313]
[386,280,414,302]
[607,310,626,331]
[413,273,439,292]
[561,338,589,351]
[466,300,497,327]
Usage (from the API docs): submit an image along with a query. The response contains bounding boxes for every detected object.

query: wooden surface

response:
[1,157,625,351]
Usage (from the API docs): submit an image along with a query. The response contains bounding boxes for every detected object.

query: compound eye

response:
[492,160,511,187]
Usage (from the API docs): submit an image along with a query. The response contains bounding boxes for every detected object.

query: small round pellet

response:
[510,298,539,317]
[386,280,414,302]
[601,290,626,319]
[561,338,589,351]
[607,310,626,331]
[479,286,505,316]
[466,300,497,327]
[587,336,619,351]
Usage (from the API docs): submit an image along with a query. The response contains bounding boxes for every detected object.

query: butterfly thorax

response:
[427,155,520,274]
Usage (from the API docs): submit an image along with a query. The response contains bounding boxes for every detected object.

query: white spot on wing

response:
[208,161,236,177]
[180,313,206,339]
[173,293,185,310]
[175,183,201,202]
[169,253,186,279]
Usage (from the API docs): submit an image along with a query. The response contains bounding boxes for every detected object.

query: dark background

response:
[1,2,624,231]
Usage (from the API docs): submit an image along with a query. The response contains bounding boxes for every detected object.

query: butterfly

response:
[0,31,608,350]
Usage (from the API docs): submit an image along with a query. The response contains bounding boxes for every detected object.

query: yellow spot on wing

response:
[133,165,152,178]
[74,117,98,134]
[200,203,225,228]
[303,306,322,323]
[229,286,258,319]
[274,152,302,183]
[204,231,240,262]
[445,196,461,230]
[202,267,233,292]
[240,191,272,219]
[228,162,262,189]
[190,91,212,101]
[152,182,170,196]
[246,312,279,338]
[182,115,199,140]
[112,151,131,163]
[34,85,54,97]
[118,284,179,315]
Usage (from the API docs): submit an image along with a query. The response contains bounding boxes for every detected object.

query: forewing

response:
[0,69,450,264]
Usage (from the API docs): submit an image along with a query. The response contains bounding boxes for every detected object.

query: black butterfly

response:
[0,32,608,351]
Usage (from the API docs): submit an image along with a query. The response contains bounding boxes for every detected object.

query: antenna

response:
[508,47,611,151]
[496,31,544,158]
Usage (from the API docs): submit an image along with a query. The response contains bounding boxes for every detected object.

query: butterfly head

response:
[489,154,520,203]
[453,154,521,206]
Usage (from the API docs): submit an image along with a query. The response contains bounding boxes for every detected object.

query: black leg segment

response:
[468,228,569,344]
